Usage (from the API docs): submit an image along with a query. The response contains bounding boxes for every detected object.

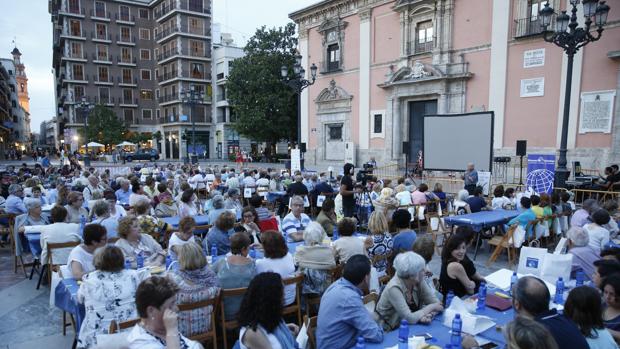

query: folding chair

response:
[219,287,247,349]
[177,293,220,347]
[282,274,304,326]
[41,241,81,289]
[109,318,141,333]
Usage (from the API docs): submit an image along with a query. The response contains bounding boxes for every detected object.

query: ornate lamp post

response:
[78,97,94,166]
[539,0,610,188]
[281,54,318,150]
[180,86,204,164]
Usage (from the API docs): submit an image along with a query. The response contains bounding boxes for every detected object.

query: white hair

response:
[290,195,304,206]
[303,222,326,245]
[567,227,589,247]
[24,198,42,211]
[393,252,426,279]
[457,189,470,202]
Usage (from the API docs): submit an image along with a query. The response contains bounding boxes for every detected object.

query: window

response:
[140,49,151,60]
[371,111,384,137]
[139,28,150,40]
[98,66,109,82]
[142,109,152,119]
[120,27,131,42]
[70,42,83,58]
[328,124,343,141]
[188,17,203,35]
[68,0,80,14]
[20,83,25,93]
[327,44,340,71]
[190,40,204,57]
[139,9,149,19]
[123,109,133,123]
[156,109,160,119]
[96,44,108,60]
[73,86,84,100]
[155,89,160,98]
[8,70,12,75]
[94,1,105,17]
[190,63,204,79]
[72,64,84,80]
[98,87,109,103]
[119,5,130,21]
[122,89,133,104]
[414,20,433,53]
[120,47,132,62]
[96,23,107,40]
[69,20,81,36]
[141,90,153,100]
[140,70,151,80]
[121,68,132,83]
[529,0,549,20]
[188,0,203,12]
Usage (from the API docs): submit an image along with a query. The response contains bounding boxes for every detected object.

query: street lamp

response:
[78,97,94,166]
[281,54,318,150]
[180,85,204,164]
[539,0,610,188]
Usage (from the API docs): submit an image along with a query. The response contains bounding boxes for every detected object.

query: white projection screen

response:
[423,112,494,172]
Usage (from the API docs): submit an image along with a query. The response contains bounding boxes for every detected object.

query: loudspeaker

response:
[299,143,306,153]
[402,141,409,155]
[516,140,527,157]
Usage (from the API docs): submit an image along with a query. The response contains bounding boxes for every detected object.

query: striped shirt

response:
[281,212,311,237]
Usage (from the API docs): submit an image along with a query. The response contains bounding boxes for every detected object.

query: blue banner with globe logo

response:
[526,154,556,194]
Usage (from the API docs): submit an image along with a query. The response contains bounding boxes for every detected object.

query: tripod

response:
[355,182,374,233]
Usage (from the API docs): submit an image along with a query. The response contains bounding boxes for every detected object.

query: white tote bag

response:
[510,225,527,248]
[517,246,547,276]
[540,253,573,284]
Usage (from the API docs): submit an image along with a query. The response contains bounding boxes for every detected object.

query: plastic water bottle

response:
[398,319,409,348]
[510,272,518,296]
[136,252,144,269]
[477,282,487,311]
[576,270,585,287]
[165,254,171,269]
[355,336,365,349]
[446,290,455,307]
[555,277,565,304]
[249,246,256,259]
[451,314,462,347]
[332,227,339,241]
[211,244,218,259]
[124,259,132,269]
[79,215,86,236]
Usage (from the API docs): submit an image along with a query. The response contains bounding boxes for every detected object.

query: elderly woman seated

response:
[68,223,108,280]
[206,210,236,256]
[154,190,178,218]
[65,191,89,224]
[207,194,227,224]
[90,200,119,238]
[115,215,165,268]
[13,197,50,259]
[375,252,443,330]
[294,222,336,295]
[133,197,170,242]
[567,227,600,282]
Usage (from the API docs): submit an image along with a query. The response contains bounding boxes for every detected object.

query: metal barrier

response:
[372,163,401,181]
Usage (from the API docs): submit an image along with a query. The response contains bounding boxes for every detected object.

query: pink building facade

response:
[289,0,620,170]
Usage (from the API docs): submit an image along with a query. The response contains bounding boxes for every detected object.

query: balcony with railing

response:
[93,75,113,85]
[118,76,138,86]
[91,31,112,42]
[115,13,136,24]
[62,50,86,61]
[89,9,110,21]
[120,97,139,106]
[407,40,433,55]
[59,4,85,17]
[158,94,180,103]
[116,34,136,45]
[155,23,211,41]
[92,52,112,63]
[117,55,137,65]
[154,0,212,20]
[513,17,546,38]
[156,49,179,62]
[320,60,341,74]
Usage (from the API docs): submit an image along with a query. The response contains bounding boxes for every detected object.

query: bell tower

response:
[11,46,30,114]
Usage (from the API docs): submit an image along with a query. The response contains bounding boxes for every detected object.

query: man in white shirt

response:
[242,172,256,189]
[281,196,310,242]
[226,173,239,189]
[189,169,206,191]
[83,175,104,202]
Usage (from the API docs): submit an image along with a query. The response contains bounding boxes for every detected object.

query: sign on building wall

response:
[520,78,545,97]
[578,90,616,134]
[291,149,301,172]
[523,49,545,68]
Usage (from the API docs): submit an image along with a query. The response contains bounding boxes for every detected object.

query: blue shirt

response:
[536,309,589,349]
[115,188,131,205]
[317,278,383,348]
[392,230,417,254]
[466,196,487,213]
[206,226,233,255]
[508,208,537,236]
[46,189,58,205]
[91,217,118,238]
[5,195,27,215]
[281,212,311,239]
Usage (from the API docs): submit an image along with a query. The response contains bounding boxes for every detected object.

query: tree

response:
[226,23,299,144]
[78,105,127,148]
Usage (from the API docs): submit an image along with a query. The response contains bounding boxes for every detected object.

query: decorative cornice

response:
[289,0,392,27]
[359,7,372,21]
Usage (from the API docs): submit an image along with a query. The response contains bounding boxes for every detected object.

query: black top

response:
[287,182,309,196]
[340,175,354,207]
[466,196,487,213]
[439,256,477,299]
[536,309,589,349]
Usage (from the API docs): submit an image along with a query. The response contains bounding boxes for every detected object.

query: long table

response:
[162,214,210,228]
[444,210,520,260]
[367,292,513,348]
[55,278,86,332]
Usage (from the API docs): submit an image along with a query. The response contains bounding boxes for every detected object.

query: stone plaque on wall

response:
[579,90,616,134]
[523,48,545,68]
[520,77,544,97]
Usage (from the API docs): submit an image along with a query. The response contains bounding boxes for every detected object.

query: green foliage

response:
[227,23,299,143]
[78,105,127,146]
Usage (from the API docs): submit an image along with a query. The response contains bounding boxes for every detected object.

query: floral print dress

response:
[77,269,142,348]
[366,232,394,273]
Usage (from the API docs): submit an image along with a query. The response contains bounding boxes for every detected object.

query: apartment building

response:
[49,0,212,160]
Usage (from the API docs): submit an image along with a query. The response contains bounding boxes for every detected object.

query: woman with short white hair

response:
[294,222,336,295]
[453,189,472,215]
[567,227,599,282]
[375,252,443,330]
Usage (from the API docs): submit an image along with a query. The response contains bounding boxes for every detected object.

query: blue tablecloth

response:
[55,278,86,332]
[266,191,286,203]
[162,215,210,228]
[367,292,514,348]
[444,210,520,232]
[25,232,41,257]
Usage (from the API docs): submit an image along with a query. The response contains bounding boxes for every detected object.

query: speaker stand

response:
[518,155,524,186]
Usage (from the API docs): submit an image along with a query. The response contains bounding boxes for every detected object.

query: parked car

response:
[122,148,160,162]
